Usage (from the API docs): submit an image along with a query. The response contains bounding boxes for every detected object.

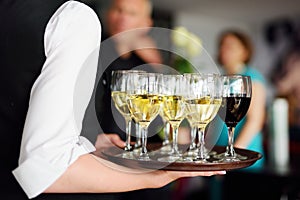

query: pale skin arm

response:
[45,154,225,194]
[234,82,266,148]
[45,134,225,194]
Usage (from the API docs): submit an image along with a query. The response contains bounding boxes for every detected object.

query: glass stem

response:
[226,126,236,157]
[163,122,170,146]
[189,126,197,150]
[139,127,149,160]
[197,127,206,160]
[124,118,132,151]
[135,123,142,148]
[172,125,180,156]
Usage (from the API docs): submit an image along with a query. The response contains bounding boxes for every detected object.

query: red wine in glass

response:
[221,96,251,127]
[216,75,252,162]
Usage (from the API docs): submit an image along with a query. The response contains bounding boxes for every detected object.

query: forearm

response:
[234,106,265,148]
[133,35,162,64]
[234,119,263,148]
[234,82,266,149]
[45,154,159,193]
[45,153,225,194]
[135,48,162,64]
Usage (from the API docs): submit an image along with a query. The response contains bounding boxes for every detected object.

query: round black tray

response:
[94,143,262,171]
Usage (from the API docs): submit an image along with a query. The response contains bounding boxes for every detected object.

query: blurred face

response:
[106,0,152,36]
[219,34,248,69]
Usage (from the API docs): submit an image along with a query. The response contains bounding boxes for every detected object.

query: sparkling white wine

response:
[127,94,162,128]
[186,113,196,128]
[162,95,186,127]
[185,97,222,128]
[111,91,131,119]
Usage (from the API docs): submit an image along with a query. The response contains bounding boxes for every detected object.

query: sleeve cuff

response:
[12,136,96,199]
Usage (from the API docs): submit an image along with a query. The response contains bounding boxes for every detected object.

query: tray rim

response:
[94,144,262,171]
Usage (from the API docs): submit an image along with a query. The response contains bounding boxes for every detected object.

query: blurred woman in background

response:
[213,30,267,169]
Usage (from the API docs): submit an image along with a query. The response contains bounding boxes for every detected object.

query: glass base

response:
[193,158,210,163]
[133,147,141,154]
[215,156,241,163]
[158,144,172,154]
[134,142,141,149]
[157,154,181,162]
[117,151,135,159]
[124,145,133,151]
[182,147,216,161]
[138,153,151,161]
[184,150,197,157]
[214,152,247,162]
[176,157,194,163]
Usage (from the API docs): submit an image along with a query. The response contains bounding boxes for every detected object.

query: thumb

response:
[110,134,126,148]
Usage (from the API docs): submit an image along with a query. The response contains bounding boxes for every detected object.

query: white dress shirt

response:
[12,1,101,198]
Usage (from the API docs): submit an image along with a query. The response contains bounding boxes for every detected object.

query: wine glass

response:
[157,75,186,162]
[129,70,147,152]
[126,72,163,161]
[111,70,144,158]
[184,73,222,163]
[111,70,133,155]
[216,75,252,162]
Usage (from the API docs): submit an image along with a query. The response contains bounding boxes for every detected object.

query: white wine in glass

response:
[158,75,186,162]
[184,73,222,162]
[111,70,133,153]
[126,72,163,160]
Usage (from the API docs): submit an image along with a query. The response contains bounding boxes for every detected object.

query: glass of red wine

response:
[215,75,252,162]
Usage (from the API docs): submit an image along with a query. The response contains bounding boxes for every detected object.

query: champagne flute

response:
[158,75,186,162]
[216,75,252,162]
[129,70,147,151]
[111,70,144,157]
[126,72,163,161]
[111,70,133,154]
[184,73,222,162]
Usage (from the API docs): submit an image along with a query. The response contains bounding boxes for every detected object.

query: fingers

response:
[199,170,226,176]
[167,170,226,179]
[184,171,226,177]
[109,134,126,148]
[95,133,125,149]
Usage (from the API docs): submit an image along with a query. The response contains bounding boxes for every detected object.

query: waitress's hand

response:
[95,133,126,150]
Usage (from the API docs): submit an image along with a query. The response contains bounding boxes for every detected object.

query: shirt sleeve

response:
[12,1,102,198]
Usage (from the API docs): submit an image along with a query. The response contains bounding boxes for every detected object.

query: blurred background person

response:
[103,0,162,64]
[204,29,267,200]
[211,29,267,169]
[271,24,300,139]
[94,0,188,199]
[95,0,164,143]
[275,47,300,133]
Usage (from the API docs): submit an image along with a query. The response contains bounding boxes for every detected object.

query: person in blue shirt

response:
[211,29,267,170]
